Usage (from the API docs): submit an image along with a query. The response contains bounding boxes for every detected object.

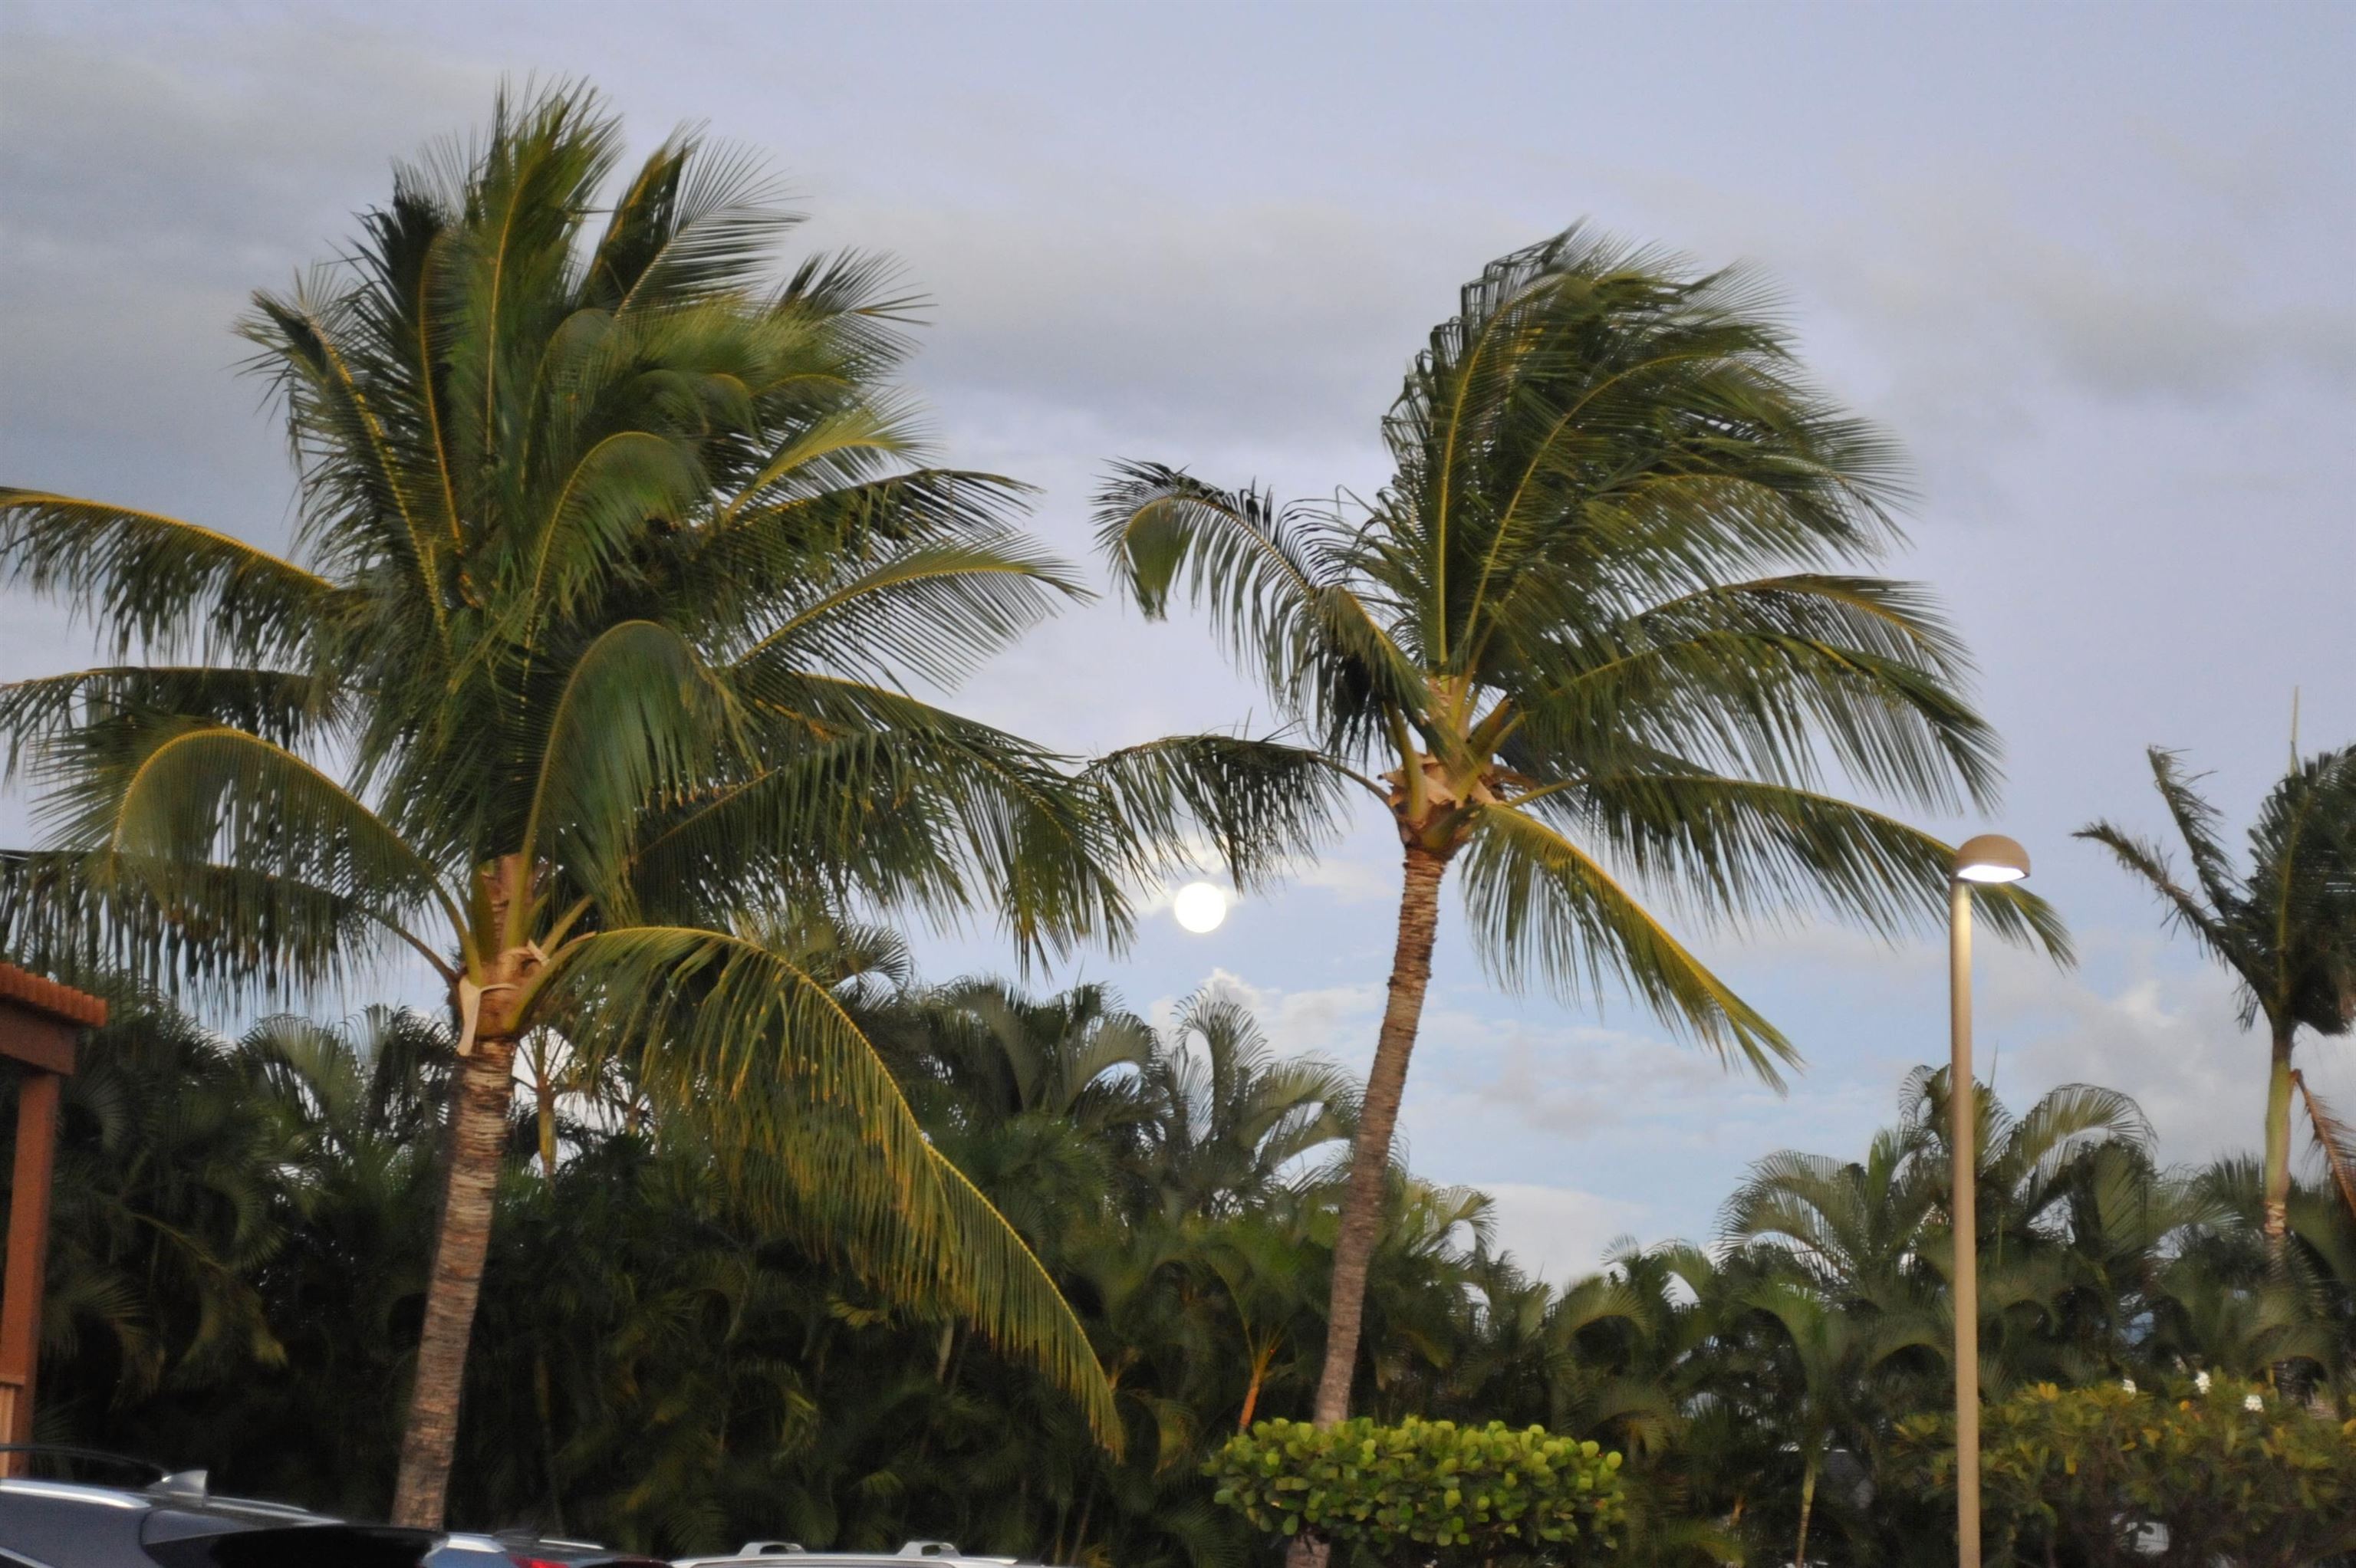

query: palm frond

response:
[516,620,738,916]
[39,722,458,962]
[0,848,389,1001]
[2072,820,2232,958]
[1515,574,2001,812]
[1084,733,1356,894]
[585,130,799,314]
[2294,1070,2356,1219]
[0,666,339,780]
[0,490,337,660]
[1459,804,1795,1085]
[1535,768,2069,958]
[1094,462,1414,751]
[644,672,1128,961]
[732,531,1085,691]
[541,924,1122,1448]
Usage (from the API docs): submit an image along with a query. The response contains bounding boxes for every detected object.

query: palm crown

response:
[0,85,1133,1523]
[1102,231,2062,1074]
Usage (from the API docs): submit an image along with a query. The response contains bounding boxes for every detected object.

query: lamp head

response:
[1953,833,2031,884]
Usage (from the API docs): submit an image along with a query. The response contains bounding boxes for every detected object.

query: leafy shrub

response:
[1206,1416,1626,1563]
[1894,1374,2356,1566]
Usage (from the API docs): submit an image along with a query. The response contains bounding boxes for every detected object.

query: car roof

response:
[0,1473,334,1522]
[674,1544,1032,1568]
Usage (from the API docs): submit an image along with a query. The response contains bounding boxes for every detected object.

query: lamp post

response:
[1947,834,2029,1568]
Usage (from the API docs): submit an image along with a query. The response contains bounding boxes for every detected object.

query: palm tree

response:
[1138,991,1358,1220]
[0,85,1139,1524]
[2078,745,2356,1251]
[1726,1070,2154,1374]
[1094,228,2065,1455]
[1742,1279,1939,1568]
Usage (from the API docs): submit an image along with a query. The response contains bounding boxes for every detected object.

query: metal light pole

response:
[1947,834,2029,1568]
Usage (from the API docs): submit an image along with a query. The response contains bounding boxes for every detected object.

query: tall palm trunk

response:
[2262,1024,2295,1255]
[1287,845,1446,1568]
[1310,844,1448,1427]
[392,1031,519,1526]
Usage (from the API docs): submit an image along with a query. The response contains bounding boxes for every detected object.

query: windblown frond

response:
[0,491,338,660]
[540,925,1120,1447]
[1461,804,1794,1085]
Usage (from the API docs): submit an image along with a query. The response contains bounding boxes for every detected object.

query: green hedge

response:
[1206,1417,1626,1563]
[1895,1374,2356,1563]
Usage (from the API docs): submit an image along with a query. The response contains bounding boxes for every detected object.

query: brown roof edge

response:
[0,962,109,1029]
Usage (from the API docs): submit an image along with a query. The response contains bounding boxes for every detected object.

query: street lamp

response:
[1948,833,2027,1568]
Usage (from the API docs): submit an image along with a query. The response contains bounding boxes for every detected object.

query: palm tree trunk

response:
[1793,1450,1817,1567]
[1238,1338,1277,1430]
[1310,843,1448,1426]
[2262,1024,2295,1254]
[1288,844,1446,1568]
[391,1032,518,1527]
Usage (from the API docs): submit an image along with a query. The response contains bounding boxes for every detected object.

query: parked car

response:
[431,1529,668,1567]
[674,1542,1031,1568]
[0,1448,435,1567]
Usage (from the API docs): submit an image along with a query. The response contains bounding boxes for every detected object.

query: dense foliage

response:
[1206,1418,1626,1561]
[10,978,2353,1564]
[1896,1376,2356,1565]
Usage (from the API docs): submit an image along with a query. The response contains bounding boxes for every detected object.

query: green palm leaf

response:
[541,924,1121,1448]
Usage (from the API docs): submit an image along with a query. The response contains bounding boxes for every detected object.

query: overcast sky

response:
[4,0,2352,1280]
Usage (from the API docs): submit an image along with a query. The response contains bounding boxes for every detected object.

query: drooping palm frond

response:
[1084,732,1358,895]
[538,924,1120,1448]
[0,666,339,778]
[0,849,383,1003]
[0,491,341,661]
[1459,804,1794,1084]
[1532,768,2069,955]
[42,722,460,959]
[2295,1070,2356,1219]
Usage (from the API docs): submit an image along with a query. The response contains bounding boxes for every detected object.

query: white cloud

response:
[1161,966,1386,1066]
[1292,853,1400,907]
[1979,939,2356,1175]
[1481,1182,1651,1286]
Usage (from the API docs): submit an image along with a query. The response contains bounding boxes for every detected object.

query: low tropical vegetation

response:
[7,975,2353,1562]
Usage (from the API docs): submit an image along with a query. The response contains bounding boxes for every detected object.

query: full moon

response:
[1172,881,1229,934]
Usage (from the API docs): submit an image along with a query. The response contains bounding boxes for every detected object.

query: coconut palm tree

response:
[2078,745,2356,1251]
[1094,228,2066,1456]
[0,84,1150,1525]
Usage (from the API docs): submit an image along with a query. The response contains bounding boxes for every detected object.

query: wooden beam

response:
[0,1014,73,1076]
[0,1069,62,1445]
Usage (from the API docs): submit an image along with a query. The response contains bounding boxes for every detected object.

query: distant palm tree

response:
[1095,228,2066,1459]
[2078,745,2356,1252]
[1140,991,1359,1220]
[1726,1068,2154,1385]
[0,84,1139,1524]
[1742,1279,1939,1568]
